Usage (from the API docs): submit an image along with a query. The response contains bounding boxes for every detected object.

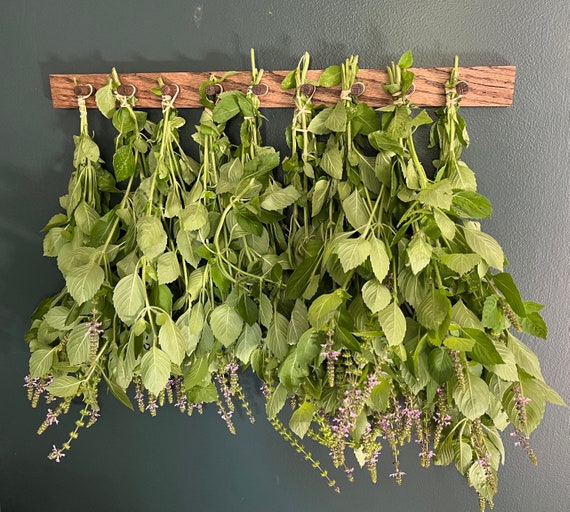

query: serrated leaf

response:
[407,235,433,274]
[342,190,369,231]
[416,288,451,331]
[102,373,134,410]
[325,101,347,132]
[398,50,413,68]
[157,251,180,285]
[440,253,481,276]
[66,263,104,305]
[336,238,371,272]
[453,372,491,420]
[266,383,288,419]
[140,346,171,396]
[43,307,72,330]
[451,300,483,329]
[180,203,209,231]
[29,348,56,378]
[308,108,333,135]
[307,291,346,330]
[507,333,543,381]
[418,180,453,210]
[236,323,262,364]
[368,236,390,282]
[488,344,519,381]
[454,442,474,474]
[433,209,456,240]
[482,295,503,331]
[366,378,391,412]
[493,272,525,317]
[137,215,167,259]
[463,227,504,271]
[461,328,504,366]
[362,279,391,313]
[113,273,146,325]
[266,312,289,359]
[95,83,116,118]
[443,336,475,352]
[47,376,81,398]
[320,145,343,179]
[159,316,185,365]
[288,300,309,346]
[285,253,320,300]
[378,301,406,346]
[113,144,136,182]
[66,323,90,365]
[452,191,492,219]
[260,185,301,211]
[521,312,548,339]
[210,304,243,347]
[311,179,329,217]
[289,401,316,439]
[428,347,454,383]
[449,160,477,192]
[184,356,209,389]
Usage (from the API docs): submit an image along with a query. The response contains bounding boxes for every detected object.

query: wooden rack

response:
[49,66,516,109]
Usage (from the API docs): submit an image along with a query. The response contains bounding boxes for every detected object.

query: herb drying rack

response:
[49,66,515,108]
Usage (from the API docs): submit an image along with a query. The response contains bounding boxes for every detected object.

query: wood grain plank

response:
[49,66,515,109]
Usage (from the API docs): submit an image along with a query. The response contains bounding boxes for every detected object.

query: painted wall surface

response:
[1,1,568,511]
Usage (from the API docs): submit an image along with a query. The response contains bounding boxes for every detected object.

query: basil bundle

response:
[25,51,563,511]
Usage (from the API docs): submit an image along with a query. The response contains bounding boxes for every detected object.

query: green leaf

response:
[95,83,116,118]
[428,347,454,383]
[362,279,391,313]
[320,145,343,179]
[141,346,171,396]
[366,378,391,412]
[336,238,371,272]
[308,290,346,330]
[453,372,491,420]
[113,144,136,182]
[418,180,453,210]
[454,441,473,474]
[433,209,456,240]
[407,235,433,274]
[325,101,347,132]
[288,300,309,346]
[289,401,316,439]
[75,201,100,235]
[281,69,296,89]
[285,254,320,300]
[47,376,81,398]
[210,304,243,347]
[159,316,186,365]
[335,326,361,352]
[43,306,72,331]
[236,323,262,364]
[137,215,167,260]
[368,236,390,282]
[308,108,333,135]
[451,300,483,329]
[113,273,146,326]
[102,373,134,410]
[29,348,56,378]
[507,333,543,381]
[266,383,288,419]
[440,253,481,276]
[212,92,240,123]
[378,301,406,346]
[180,203,209,231]
[493,272,526,317]
[449,160,477,192]
[278,330,322,391]
[482,295,503,331]
[443,336,475,352]
[398,50,413,68]
[463,226,504,271]
[351,103,381,136]
[452,191,492,219]
[461,328,504,365]
[237,294,258,326]
[157,252,180,285]
[66,263,104,305]
[368,131,406,156]
[66,323,90,365]
[266,312,289,359]
[311,179,329,217]
[521,312,548,339]
[318,65,342,87]
[260,185,301,211]
[184,356,210,389]
[342,190,369,231]
[416,288,451,331]
[488,344,519,381]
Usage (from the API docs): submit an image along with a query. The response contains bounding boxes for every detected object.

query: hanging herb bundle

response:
[27,49,563,511]
[25,82,125,461]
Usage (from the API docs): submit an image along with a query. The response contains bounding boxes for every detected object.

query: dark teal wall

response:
[1,1,568,511]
